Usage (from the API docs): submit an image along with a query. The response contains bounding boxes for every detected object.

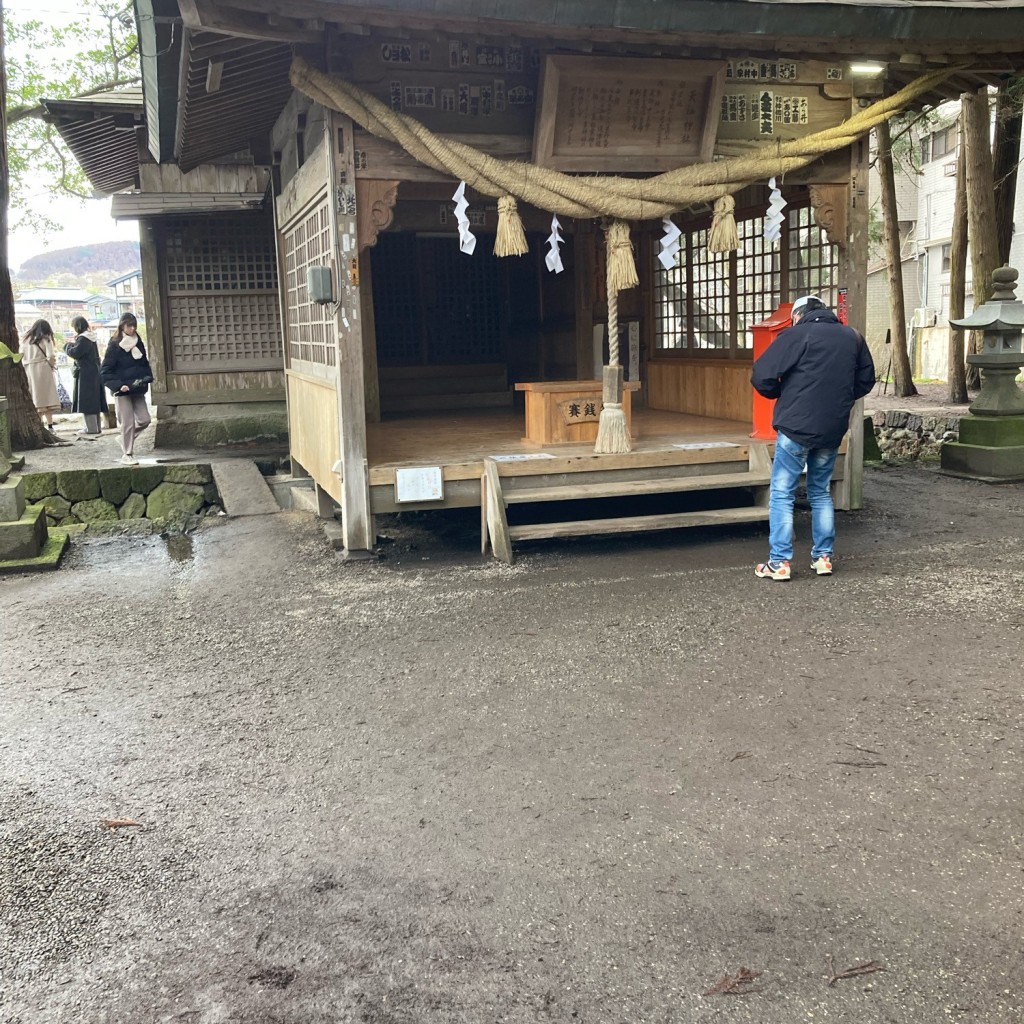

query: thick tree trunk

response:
[0,2,50,450]
[876,119,917,398]
[963,88,1000,389]
[992,84,1022,267]
[947,116,969,404]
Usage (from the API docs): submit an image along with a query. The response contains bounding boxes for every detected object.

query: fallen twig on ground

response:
[703,967,762,996]
[730,751,752,762]
[827,956,885,987]
[99,818,142,830]
[843,742,881,755]
[832,761,888,768]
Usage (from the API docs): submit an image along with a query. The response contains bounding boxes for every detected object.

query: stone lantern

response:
[941,265,1024,481]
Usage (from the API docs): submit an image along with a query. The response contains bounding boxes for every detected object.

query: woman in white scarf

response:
[100,313,154,465]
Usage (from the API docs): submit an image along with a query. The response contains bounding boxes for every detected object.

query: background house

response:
[86,294,119,323]
[16,287,92,335]
[107,268,145,319]
[866,96,1024,381]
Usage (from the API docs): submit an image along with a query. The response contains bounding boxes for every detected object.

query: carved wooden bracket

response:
[808,184,848,249]
[356,180,399,252]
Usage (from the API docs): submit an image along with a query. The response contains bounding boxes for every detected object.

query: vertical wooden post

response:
[138,219,166,396]
[574,221,596,378]
[326,112,374,555]
[839,134,870,511]
[359,255,381,423]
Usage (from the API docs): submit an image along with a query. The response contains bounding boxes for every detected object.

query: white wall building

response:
[867,98,1024,381]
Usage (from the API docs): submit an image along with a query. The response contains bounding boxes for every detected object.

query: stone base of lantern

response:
[940,414,1024,482]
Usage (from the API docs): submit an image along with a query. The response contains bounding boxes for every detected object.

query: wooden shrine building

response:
[56,1,1024,558]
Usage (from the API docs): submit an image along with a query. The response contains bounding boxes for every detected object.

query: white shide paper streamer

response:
[764,177,787,244]
[545,214,564,273]
[658,216,682,270]
[452,181,476,255]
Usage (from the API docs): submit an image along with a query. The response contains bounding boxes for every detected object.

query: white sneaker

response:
[120,453,139,466]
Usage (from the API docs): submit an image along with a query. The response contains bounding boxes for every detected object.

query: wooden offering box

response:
[515,380,640,445]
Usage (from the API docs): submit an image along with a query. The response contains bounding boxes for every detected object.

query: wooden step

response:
[505,470,770,504]
[508,506,768,542]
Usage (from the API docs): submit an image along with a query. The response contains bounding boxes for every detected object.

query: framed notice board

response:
[532,55,726,172]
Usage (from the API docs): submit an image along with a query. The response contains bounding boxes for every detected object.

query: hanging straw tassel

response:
[493,195,529,256]
[604,218,639,292]
[708,194,739,253]
[595,219,634,454]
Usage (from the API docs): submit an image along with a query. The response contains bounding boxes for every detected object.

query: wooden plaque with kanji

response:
[532,55,725,172]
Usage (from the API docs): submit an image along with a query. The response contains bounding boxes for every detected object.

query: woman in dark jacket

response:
[65,315,107,437]
[101,312,154,466]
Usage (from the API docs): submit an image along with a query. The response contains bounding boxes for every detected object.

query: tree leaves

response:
[3,2,140,229]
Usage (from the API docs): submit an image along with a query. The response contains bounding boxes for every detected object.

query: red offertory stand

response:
[749,302,794,440]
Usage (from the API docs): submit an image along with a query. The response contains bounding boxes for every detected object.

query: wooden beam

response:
[358,252,381,424]
[327,111,375,554]
[139,220,167,395]
[184,0,320,42]
[150,387,285,406]
[483,459,512,564]
[575,221,596,379]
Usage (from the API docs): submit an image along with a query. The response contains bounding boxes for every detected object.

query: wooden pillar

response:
[138,218,167,398]
[355,178,397,425]
[359,255,381,424]
[575,221,596,378]
[838,133,869,511]
[326,112,374,555]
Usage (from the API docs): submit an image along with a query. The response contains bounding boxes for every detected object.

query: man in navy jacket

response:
[750,295,875,581]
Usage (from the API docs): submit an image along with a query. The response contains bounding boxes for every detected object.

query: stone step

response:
[210,461,280,516]
[0,476,26,522]
[0,504,48,561]
[0,529,68,575]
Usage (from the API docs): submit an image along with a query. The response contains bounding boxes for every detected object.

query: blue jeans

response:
[768,432,839,563]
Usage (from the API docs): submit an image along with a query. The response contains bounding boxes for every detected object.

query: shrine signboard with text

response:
[532,55,725,172]
[716,59,856,155]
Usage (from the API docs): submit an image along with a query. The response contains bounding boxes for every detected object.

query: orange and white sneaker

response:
[810,554,833,576]
[755,559,791,581]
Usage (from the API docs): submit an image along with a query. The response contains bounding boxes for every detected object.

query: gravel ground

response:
[1,463,1022,1024]
[863,380,973,417]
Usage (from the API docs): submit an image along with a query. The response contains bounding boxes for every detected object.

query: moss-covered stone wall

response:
[22,465,223,528]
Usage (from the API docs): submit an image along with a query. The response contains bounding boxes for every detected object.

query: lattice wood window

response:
[371,233,504,366]
[283,199,336,368]
[654,203,836,356]
[689,227,730,351]
[370,233,420,366]
[163,212,282,371]
[736,215,781,349]
[787,205,838,307]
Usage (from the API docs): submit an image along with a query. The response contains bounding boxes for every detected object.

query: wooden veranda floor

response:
[366,407,759,483]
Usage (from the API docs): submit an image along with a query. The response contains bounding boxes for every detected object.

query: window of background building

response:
[930,125,958,161]
[941,242,952,273]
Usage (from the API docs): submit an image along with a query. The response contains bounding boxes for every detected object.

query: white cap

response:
[792,294,823,316]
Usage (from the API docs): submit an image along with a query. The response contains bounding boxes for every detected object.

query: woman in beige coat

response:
[21,319,60,429]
